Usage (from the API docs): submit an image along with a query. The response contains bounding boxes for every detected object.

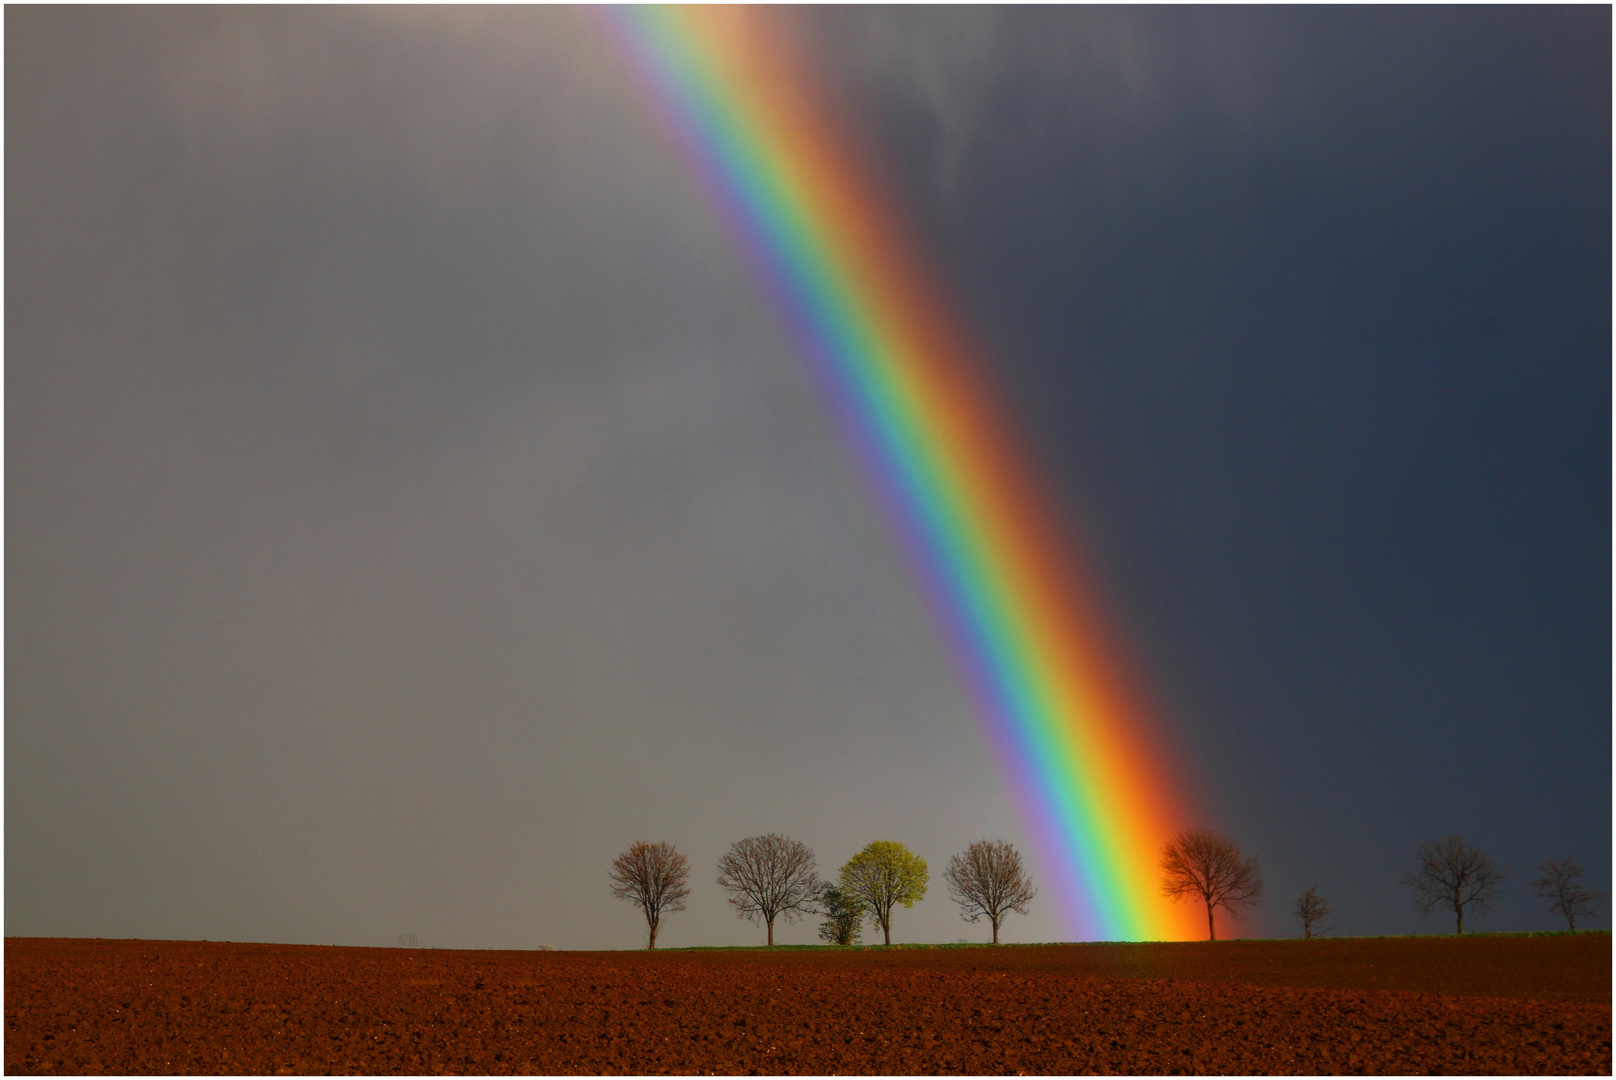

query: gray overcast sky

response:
[7,6,1609,950]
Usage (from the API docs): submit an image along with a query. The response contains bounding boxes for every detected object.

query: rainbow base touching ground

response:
[609,6,1205,942]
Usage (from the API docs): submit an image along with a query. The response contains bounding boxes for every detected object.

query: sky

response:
[7,6,1609,950]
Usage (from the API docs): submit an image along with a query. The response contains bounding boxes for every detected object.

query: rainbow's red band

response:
[609,6,1204,941]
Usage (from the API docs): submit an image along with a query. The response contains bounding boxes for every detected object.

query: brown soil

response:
[6,935,1609,1075]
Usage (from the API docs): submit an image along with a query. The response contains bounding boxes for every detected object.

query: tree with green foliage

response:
[817,885,864,946]
[840,840,928,945]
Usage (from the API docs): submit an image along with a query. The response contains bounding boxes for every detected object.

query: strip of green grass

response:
[663,929,1609,951]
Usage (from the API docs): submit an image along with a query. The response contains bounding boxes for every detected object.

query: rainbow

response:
[607,6,1204,941]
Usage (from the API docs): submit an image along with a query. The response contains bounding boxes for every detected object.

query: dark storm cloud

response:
[8,7,1608,947]
[800,6,1610,934]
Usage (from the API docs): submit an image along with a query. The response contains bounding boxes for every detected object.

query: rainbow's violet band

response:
[607,6,1204,942]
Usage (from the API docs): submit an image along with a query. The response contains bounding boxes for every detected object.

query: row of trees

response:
[611,830,1601,948]
[1160,830,1604,940]
[1403,836,1603,935]
[610,836,1036,948]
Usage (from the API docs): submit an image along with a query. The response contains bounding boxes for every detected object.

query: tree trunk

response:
[883,916,891,946]
[1569,912,1577,932]
[767,919,774,947]
[992,918,1000,945]
[1207,903,1217,941]
[1456,905,1464,935]
[648,919,659,950]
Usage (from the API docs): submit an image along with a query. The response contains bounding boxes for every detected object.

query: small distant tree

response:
[943,840,1037,944]
[1294,886,1331,939]
[396,932,418,948]
[840,841,928,946]
[1160,829,1263,941]
[817,885,864,946]
[609,840,691,949]
[1534,858,1602,932]
[1402,835,1505,935]
[715,834,824,946]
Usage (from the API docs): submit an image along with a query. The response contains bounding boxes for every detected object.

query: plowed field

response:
[6,934,1609,1074]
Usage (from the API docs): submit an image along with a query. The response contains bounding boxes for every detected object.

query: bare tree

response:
[715,834,823,946]
[1293,886,1331,939]
[1535,858,1602,932]
[1402,835,1505,935]
[608,840,691,949]
[1160,829,1263,941]
[943,840,1037,944]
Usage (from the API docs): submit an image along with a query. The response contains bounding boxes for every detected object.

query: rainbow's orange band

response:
[611,6,1205,941]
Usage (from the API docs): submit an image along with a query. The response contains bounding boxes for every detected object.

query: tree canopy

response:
[839,841,927,946]
[609,840,691,949]
[1402,835,1505,935]
[715,834,823,946]
[1534,859,1602,932]
[942,840,1036,944]
[816,885,864,946]
[1160,829,1262,941]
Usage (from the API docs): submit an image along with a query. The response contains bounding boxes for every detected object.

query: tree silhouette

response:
[840,841,928,946]
[1160,829,1263,941]
[1293,886,1331,939]
[1402,835,1505,935]
[943,840,1037,944]
[715,834,823,946]
[1534,858,1602,931]
[609,840,691,949]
